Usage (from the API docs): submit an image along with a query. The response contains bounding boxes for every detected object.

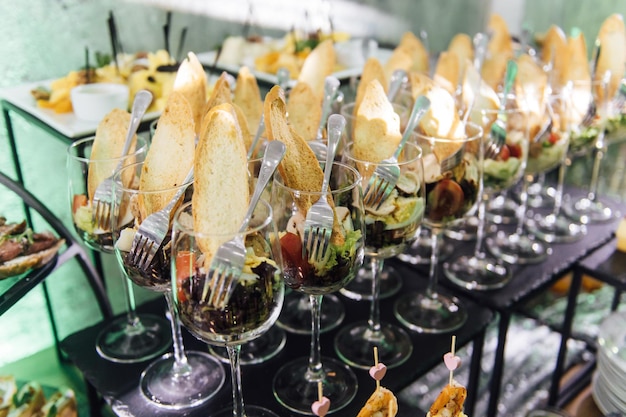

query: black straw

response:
[107,13,119,74]
[164,11,172,56]
[176,27,188,62]
[85,46,91,83]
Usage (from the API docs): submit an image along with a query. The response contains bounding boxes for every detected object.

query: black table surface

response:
[0,254,58,316]
[60,261,493,417]
[576,236,626,289]
[403,187,626,312]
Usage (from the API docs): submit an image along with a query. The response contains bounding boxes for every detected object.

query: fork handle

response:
[239,140,285,232]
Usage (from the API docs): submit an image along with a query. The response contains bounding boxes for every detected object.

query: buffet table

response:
[60,264,493,417]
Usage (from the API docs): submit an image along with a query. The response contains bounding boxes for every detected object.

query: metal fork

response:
[613,77,626,112]
[581,40,602,128]
[363,95,430,209]
[302,114,345,262]
[127,168,194,270]
[91,90,152,230]
[387,69,408,103]
[484,60,517,159]
[203,140,285,309]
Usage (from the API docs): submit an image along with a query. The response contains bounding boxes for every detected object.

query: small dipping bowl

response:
[71,83,129,122]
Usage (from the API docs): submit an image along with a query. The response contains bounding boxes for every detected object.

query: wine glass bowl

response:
[271,162,364,415]
[394,122,482,333]
[112,161,226,408]
[173,199,283,417]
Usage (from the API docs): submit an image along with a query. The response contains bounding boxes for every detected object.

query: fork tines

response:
[303,225,332,262]
[363,173,394,209]
[205,266,239,310]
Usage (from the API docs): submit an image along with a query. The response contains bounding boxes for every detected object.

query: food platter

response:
[0,79,160,139]
[592,311,626,415]
[195,45,393,88]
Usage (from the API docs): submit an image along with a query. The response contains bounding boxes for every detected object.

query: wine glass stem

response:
[426,229,441,299]
[306,294,324,381]
[553,155,568,216]
[515,174,531,236]
[473,193,487,258]
[587,139,605,202]
[117,264,144,333]
[164,290,191,375]
[227,344,245,417]
[368,257,383,334]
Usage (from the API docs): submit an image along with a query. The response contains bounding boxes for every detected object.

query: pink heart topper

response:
[369,362,387,381]
[444,352,461,371]
[311,397,331,417]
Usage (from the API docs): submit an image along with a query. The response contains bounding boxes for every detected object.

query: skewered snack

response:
[428,337,468,417]
[357,348,398,417]
[0,218,64,279]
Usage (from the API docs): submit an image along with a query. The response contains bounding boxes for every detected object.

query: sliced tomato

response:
[72,194,88,214]
[508,143,522,159]
[175,251,195,302]
[498,145,511,161]
[428,179,465,221]
[279,232,308,279]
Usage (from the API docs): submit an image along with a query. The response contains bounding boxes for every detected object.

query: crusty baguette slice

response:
[447,33,474,79]
[232,102,252,150]
[596,13,626,100]
[286,81,322,141]
[487,13,513,59]
[139,91,195,219]
[173,51,207,136]
[540,25,568,85]
[87,108,134,203]
[353,79,402,163]
[201,71,233,134]
[434,51,460,95]
[515,53,549,139]
[383,47,413,88]
[397,31,429,73]
[462,58,500,127]
[356,387,398,417]
[297,38,336,100]
[0,239,65,279]
[355,57,387,115]
[193,103,249,260]
[264,86,344,245]
[233,66,263,136]
[481,53,508,91]
[561,31,590,84]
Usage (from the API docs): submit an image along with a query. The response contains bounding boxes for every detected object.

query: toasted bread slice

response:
[462,59,500,127]
[561,31,590,84]
[447,33,474,78]
[353,79,402,163]
[356,387,398,417]
[596,13,626,100]
[232,102,252,150]
[516,53,549,138]
[297,38,336,99]
[200,71,233,137]
[264,86,344,244]
[233,66,263,135]
[383,47,413,86]
[173,52,207,136]
[193,103,249,261]
[540,25,568,83]
[139,92,195,219]
[397,31,429,73]
[287,82,322,141]
[87,108,135,203]
[487,13,513,59]
[434,51,461,95]
[481,53,508,91]
[355,57,387,114]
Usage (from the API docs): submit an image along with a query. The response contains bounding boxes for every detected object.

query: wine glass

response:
[337,100,409,300]
[66,135,171,363]
[334,140,424,368]
[562,73,621,224]
[112,161,225,408]
[525,87,587,243]
[209,141,287,364]
[393,122,482,333]
[271,162,365,415]
[173,199,284,417]
[445,94,531,289]
[484,91,550,265]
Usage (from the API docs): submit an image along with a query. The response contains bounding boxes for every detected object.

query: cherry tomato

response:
[508,143,522,159]
[175,251,195,302]
[498,145,511,161]
[72,194,87,214]
[428,179,465,221]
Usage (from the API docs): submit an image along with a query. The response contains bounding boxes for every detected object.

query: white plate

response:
[196,46,393,88]
[598,310,626,372]
[0,79,160,139]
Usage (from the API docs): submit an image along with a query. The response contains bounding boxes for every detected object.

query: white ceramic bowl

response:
[71,83,129,122]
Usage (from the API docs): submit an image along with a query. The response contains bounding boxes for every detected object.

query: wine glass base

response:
[211,405,281,417]
[276,293,344,335]
[525,213,587,243]
[486,194,518,225]
[562,197,618,224]
[96,314,172,364]
[394,292,467,334]
[485,231,551,265]
[334,321,412,369]
[444,255,511,290]
[273,357,358,415]
[140,351,226,409]
[339,264,402,301]
[208,325,287,365]
[444,216,479,241]
[397,233,454,266]
[524,184,556,209]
